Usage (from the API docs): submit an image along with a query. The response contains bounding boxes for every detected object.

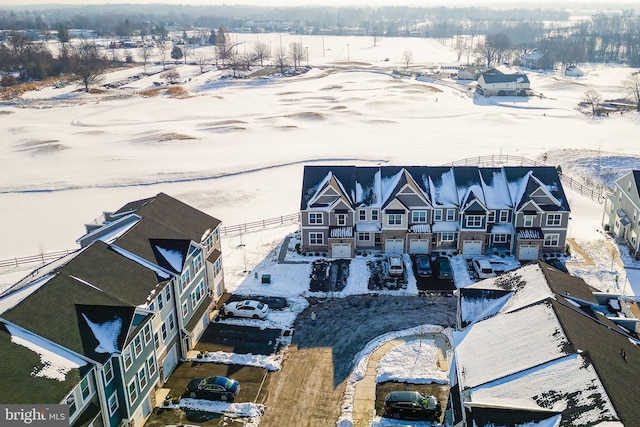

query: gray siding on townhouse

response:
[301,210,327,227]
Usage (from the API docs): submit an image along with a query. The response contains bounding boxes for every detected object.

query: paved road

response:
[259,294,456,427]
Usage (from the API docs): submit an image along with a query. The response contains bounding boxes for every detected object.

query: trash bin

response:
[261,274,271,284]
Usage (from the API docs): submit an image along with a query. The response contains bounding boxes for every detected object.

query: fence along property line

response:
[0,213,301,269]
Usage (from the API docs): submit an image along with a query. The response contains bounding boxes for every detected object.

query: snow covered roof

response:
[301,166,568,214]
[454,262,639,425]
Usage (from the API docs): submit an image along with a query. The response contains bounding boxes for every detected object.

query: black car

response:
[383,391,441,421]
[415,255,433,278]
[436,257,453,280]
[185,376,240,401]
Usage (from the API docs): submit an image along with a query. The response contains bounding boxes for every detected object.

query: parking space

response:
[411,255,456,293]
[198,323,282,355]
[143,361,270,427]
[367,256,408,290]
[309,259,350,292]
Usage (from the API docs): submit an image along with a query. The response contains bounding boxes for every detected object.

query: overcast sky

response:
[0,0,634,8]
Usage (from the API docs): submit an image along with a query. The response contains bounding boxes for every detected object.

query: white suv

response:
[472,259,496,279]
[388,255,404,276]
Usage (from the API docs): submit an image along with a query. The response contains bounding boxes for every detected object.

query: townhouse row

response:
[0,193,225,427]
[300,165,570,261]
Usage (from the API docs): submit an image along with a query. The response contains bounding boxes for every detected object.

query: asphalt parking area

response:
[143,361,271,427]
[375,381,449,423]
[367,256,408,290]
[309,259,350,292]
[224,295,289,310]
[410,255,456,293]
[197,323,282,355]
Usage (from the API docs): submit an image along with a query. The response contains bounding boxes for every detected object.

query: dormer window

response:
[499,210,509,223]
[524,215,535,227]
[336,214,347,226]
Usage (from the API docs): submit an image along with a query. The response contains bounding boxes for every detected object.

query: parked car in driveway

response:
[223,300,269,319]
[472,258,496,279]
[388,255,404,276]
[415,255,432,278]
[185,376,240,401]
[383,391,442,421]
[436,257,453,280]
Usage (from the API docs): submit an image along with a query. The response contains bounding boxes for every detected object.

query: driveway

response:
[259,294,456,427]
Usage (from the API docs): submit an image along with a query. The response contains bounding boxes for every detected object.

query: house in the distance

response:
[476,65,531,96]
[299,165,569,260]
[602,170,640,259]
[0,193,224,427]
[520,49,546,69]
[450,261,639,426]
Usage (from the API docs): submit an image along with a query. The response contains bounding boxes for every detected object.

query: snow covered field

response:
[1,33,640,424]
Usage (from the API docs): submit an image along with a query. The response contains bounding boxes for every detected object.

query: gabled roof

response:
[300,165,355,210]
[2,267,139,364]
[0,321,91,404]
[481,67,530,84]
[112,193,221,269]
[504,167,569,212]
[63,241,170,306]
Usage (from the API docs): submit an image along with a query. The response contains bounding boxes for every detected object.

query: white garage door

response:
[332,243,352,258]
[162,344,178,382]
[519,245,539,260]
[385,239,404,254]
[463,240,483,255]
[409,239,429,254]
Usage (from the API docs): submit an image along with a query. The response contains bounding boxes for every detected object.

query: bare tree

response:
[156,39,169,70]
[253,40,270,66]
[582,88,602,116]
[194,51,210,73]
[139,42,152,75]
[240,51,255,71]
[622,73,640,111]
[161,69,180,84]
[182,43,193,65]
[274,47,289,74]
[289,42,304,70]
[402,49,413,70]
[72,41,106,92]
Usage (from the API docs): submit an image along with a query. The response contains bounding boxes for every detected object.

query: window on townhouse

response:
[153,332,160,350]
[104,359,114,385]
[499,210,509,223]
[168,313,175,331]
[213,228,220,243]
[441,232,455,242]
[465,216,483,228]
[124,349,132,370]
[336,214,347,226]
[161,323,167,341]
[108,392,119,417]
[544,233,560,247]
[359,209,366,221]
[165,286,171,302]
[309,232,324,245]
[308,212,323,224]
[143,324,152,345]
[358,233,371,241]
[147,354,157,378]
[631,232,637,246]
[80,377,91,401]
[68,394,77,417]
[633,209,637,225]
[191,280,206,309]
[546,214,562,226]
[488,210,496,223]
[434,209,443,221]
[213,258,222,277]
[138,367,148,391]
[412,211,427,223]
[128,380,138,405]
[180,269,191,293]
[148,302,155,312]
[157,293,163,311]
[446,209,456,221]
[133,334,143,357]
[387,214,402,225]
[371,210,379,221]
[182,301,188,319]
[205,234,214,252]
[192,251,203,273]
[493,234,508,244]
[524,215,535,227]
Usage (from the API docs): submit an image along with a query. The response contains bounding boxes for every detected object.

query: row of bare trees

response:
[581,73,640,116]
